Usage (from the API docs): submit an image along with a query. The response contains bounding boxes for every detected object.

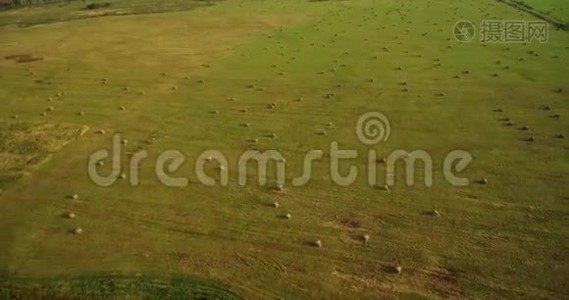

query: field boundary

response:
[496,0,568,30]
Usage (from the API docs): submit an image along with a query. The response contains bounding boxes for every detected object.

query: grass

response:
[520,0,569,22]
[0,0,568,298]
[0,275,242,299]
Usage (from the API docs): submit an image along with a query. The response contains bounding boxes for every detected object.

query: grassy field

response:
[521,0,569,22]
[0,0,568,298]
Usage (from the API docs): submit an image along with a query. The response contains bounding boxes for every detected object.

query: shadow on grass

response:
[0,274,242,299]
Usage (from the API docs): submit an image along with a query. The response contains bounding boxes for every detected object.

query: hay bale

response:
[171,86,178,91]
[431,209,440,217]
[272,202,279,208]
[65,212,76,219]
[47,107,54,112]
[47,97,53,102]
[119,106,126,111]
[296,97,303,102]
[72,227,83,235]
[97,161,104,166]
[528,136,535,142]
[313,240,322,248]
[362,234,370,242]
[268,133,277,138]
[123,87,130,91]
[119,173,127,179]
[56,92,64,97]
[326,122,334,128]
[69,194,79,200]
[240,108,248,113]
[274,184,284,192]
[241,122,250,127]
[95,129,106,134]
[121,139,128,145]
[284,213,291,219]
[393,265,402,274]
[78,112,85,116]
[480,178,488,185]
[210,110,219,114]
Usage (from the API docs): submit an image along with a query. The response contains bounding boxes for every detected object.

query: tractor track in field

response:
[496,0,568,30]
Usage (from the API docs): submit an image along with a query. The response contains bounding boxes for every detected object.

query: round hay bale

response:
[119,106,126,111]
[240,108,248,113]
[296,97,303,102]
[96,161,104,166]
[65,212,76,219]
[210,110,219,114]
[313,240,322,248]
[47,107,54,112]
[47,97,53,102]
[172,86,178,91]
[242,122,250,127]
[70,194,79,200]
[362,234,370,242]
[95,129,106,134]
[269,133,277,138]
[119,173,127,179]
[123,87,130,91]
[431,209,440,217]
[394,265,402,274]
[56,92,64,97]
[480,178,488,185]
[284,213,291,219]
[78,112,85,116]
[121,139,128,145]
[274,184,284,192]
[72,227,83,235]
[272,202,279,208]
[528,136,535,142]
[40,112,47,117]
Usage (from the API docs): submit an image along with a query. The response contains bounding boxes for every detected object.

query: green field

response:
[0,0,568,298]
[521,0,569,22]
